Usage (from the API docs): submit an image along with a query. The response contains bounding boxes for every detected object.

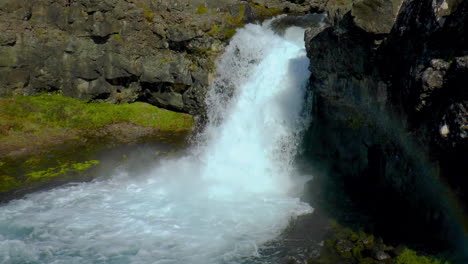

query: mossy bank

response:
[0,94,193,201]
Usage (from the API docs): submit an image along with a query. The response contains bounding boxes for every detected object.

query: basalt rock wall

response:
[0,0,319,115]
[303,0,468,255]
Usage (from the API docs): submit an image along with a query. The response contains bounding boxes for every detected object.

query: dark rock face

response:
[303,0,468,256]
[0,0,314,115]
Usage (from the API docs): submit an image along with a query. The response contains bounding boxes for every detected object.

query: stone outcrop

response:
[0,0,316,115]
[303,0,467,255]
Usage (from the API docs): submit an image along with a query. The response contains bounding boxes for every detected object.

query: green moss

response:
[395,250,450,264]
[351,243,364,259]
[0,94,193,196]
[338,250,352,258]
[26,165,67,181]
[207,24,237,40]
[26,160,100,182]
[350,230,360,241]
[223,28,237,39]
[0,158,100,193]
[208,25,222,36]
[113,34,122,40]
[347,115,365,130]
[71,160,100,171]
[0,49,17,67]
[335,0,353,6]
[189,61,198,71]
[248,3,283,20]
[143,7,155,22]
[0,175,21,192]
[159,57,173,64]
[206,57,217,71]
[0,94,193,133]
[36,28,46,36]
[360,257,376,264]
[309,222,451,264]
[226,4,246,26]
[196,3,208,14]
[361,233,375,249]
[310,222,380,264]
[1,134,111,193]
[200,4,247,41]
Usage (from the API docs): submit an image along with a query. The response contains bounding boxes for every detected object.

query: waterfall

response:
[0,19,313,264]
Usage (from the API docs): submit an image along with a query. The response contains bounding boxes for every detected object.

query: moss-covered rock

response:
[395,249,450,264]
[248,2,283,20]
[306,222,451,264]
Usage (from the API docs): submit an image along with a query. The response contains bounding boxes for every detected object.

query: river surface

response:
[0,20,314,264]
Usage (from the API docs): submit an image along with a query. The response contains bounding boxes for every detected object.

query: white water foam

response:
[0,20,312,264]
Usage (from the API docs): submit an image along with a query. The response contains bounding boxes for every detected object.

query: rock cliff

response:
[303,0,467,256]
[0,0,316,115]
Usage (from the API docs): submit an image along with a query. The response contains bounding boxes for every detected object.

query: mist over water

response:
[0,20,313,264]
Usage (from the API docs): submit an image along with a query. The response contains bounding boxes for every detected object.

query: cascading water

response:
[0,19,313,264]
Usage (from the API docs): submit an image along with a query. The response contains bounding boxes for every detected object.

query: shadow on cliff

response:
[298,103,468,262]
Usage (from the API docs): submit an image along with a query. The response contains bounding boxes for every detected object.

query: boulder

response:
[352,0,404,34]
